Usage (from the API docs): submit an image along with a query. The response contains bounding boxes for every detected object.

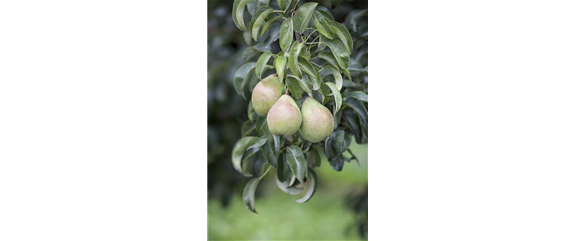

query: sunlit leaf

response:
[255,51,273,79]
[286,145,307,183]
[293,2,318,33]
[346,91,368,102]
[323,38,350,69]
[232,0,249,31]
[324,82,342,114]
[287,74,312,97]
[280,18,293,52]
[233,62,256,98]
[251,6,273,41]
[275,173,304,195]
[232,136,266,174]
[288,41,304,77]
[285,75,304,99]
[329,21,353,54]
[295,168,318,203]
[298,57,321,90]
[324,65,342,90]
[274,53,287,82]
[317,52,339,71]
[260,16,282,37]
[312,11,334,39]
[243,177,261,213]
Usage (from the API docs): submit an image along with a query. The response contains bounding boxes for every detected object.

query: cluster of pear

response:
[252,75,334,142]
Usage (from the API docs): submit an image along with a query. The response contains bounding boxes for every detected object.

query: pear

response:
[251,75,284,116]
[267,95,302,136]
[299,97,334,143]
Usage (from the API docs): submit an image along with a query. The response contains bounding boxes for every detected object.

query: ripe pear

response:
[251,75,284,116]
[267,95,302,136]
[299,97,334,143]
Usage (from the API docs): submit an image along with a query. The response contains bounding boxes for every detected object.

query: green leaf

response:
[317,52,339,71]
[251,6,273,41]
[277,152,290,182]
[312,11,334,39]
[334,105,342,126]
[313,84,325,103]
[248,101,258,121]
[279,18,293,52]
[260,16,282,37]
[300,46,311,60]
[285,75,304,99]
[255,51,273,79]
[295,168,318,203]
[307,147,321,168]
[243,178,261,213]
[275,173,304,195]
[274,53,287,82]
[346,91,368,102]
[256,116,267,134]
[293,2,318,33]
[343,110,362,144]
[232,0,249,31]
[256,0,270,8]
[233,62,256,98]
[277,0,284,10]
[262,142,277,167]
[232,137,267,174]
[241,120,256,136]
[298,57,321,90]
[254,158,271,177]
[287,74,312,97]
[273,134,281,153]
[288,41,304,77]
[246,0,257,15]
[285,146,307,183]
[343,80,359,89]
[344,130,353,154]
[328,21,353,54]
[348,9,367,32]
[324,65,342,90]
[345,98,368,128]
[316,7,334,20]
[330,130,347,157]
[324,137,332,159]
[241,149,261,177]
[323,38,350,69]
[242,46,261,62]
[327,155,345,172]
[342,68,352,81]
[324,82,342,114]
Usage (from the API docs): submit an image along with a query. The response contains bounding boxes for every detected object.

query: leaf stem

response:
[303,29,318,42]
[259,166,272,179]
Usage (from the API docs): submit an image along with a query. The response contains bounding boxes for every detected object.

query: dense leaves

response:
[230,0,368,214]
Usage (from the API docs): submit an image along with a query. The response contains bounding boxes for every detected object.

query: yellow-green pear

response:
[251,75,284,116]
[267,95,302,136]
[300,97,334,142]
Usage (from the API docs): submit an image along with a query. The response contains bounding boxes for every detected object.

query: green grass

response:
[208,144,368,241]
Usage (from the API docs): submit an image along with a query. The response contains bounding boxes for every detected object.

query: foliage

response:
[230,0,368,214]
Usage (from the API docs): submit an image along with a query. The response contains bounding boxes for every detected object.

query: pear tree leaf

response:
[328,21,353,54]
[346,91,368,102]
[232,136,267,174]
[298,57,321,90]
[324,82,342,114]
[288,41,304,77]
[324,65,342,90]
[286,145,307,183]
[285,75,304,99]
[251,6,273,41]
[307,147,321,168]
[260,16,282,37]
[287,74,312,97]
[312,11,334,39]
[280,18,293,52]
[243,177,261,213]
[275,173,304,195]
[323,38,350,69]
[295,168,318,203]
[274,52,287,82]
[241,120,256,136]
[232,0,250,31]
[255,51,273,79]
[317,52,339,72]
[293,2,318,33]
[233,62,256,98]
